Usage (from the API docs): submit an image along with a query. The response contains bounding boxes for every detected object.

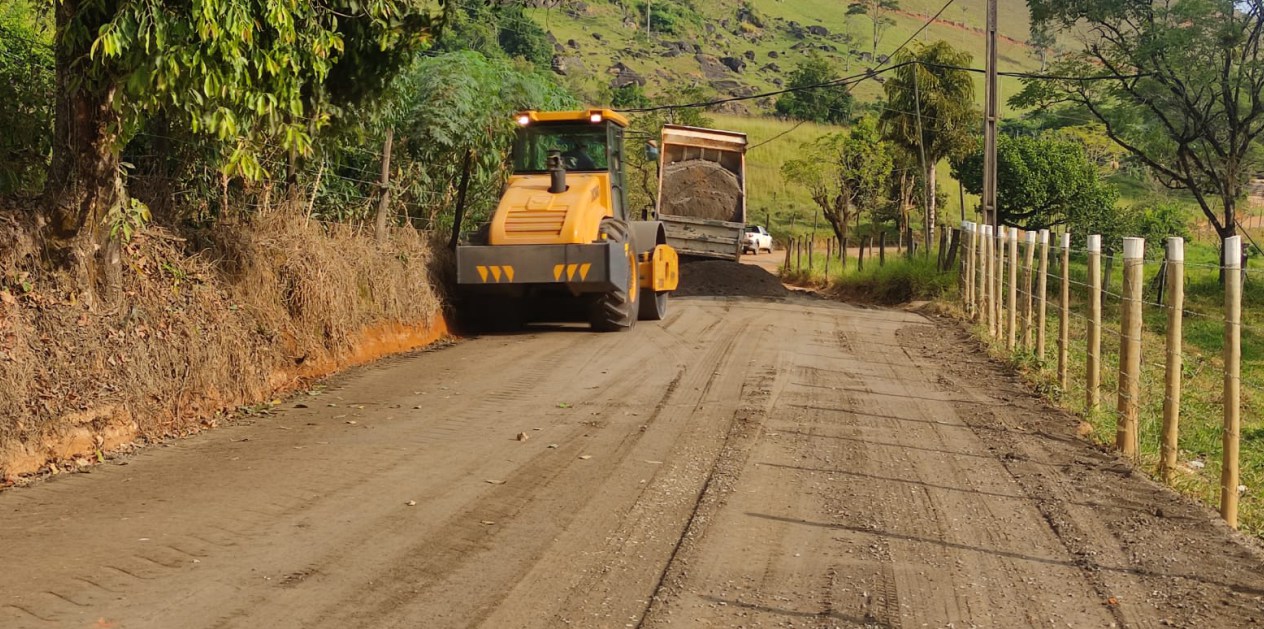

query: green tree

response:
[1028,22,1055,73]
[1045,124,1126,178]
[1016,0,1264,246]
[47,0,440,290]
[775,56,854,124]
[954,134,1118,233]
[0,0,53,195]
[880,41,977,242]
[495,4,552,68]
[610,83,652,109]
[782,116,893,252]
[360,51,575,230]
[847,0,899,57]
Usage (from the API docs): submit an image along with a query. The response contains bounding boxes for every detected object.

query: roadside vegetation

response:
[783,253,957,304]
[0,0,572,477]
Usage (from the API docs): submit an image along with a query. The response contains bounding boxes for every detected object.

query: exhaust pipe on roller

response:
[547,150,567,194]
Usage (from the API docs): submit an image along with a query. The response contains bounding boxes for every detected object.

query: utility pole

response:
[982,0,998,231]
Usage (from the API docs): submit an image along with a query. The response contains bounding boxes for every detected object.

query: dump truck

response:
[656,125,749,261]
[455,109,680,332]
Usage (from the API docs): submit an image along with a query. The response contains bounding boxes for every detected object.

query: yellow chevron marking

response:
[579,263,592,281]
[566,264,579,281]
[476,266,489,282]
[504,266,514,282]
[553,264,564,281]
[490,266,502,282]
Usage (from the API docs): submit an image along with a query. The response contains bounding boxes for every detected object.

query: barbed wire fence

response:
[959,222,1259,533]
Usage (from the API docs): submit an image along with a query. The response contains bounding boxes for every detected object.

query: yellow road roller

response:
[455,109,679,331]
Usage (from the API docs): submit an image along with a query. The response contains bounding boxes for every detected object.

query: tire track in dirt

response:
[903,322,1264,628]
[4,296,1264,628]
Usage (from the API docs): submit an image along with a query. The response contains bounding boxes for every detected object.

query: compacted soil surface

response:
[3,279,1263,628]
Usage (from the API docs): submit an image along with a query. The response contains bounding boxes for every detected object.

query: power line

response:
[748,119,809,151]
[616,61,916,114]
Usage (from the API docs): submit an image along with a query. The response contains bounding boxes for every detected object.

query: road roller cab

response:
[456,109,679,331]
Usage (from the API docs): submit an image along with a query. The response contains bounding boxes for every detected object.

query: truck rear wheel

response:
[590,219,639,332]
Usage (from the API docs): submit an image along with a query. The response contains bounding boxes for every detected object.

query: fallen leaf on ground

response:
[345,420,357,425]
[406,500,416,506]
[578,455,592,460]
[485,479,506,485]
[516,432,529,441]
[480,520,496,526]
[294,403,309,409]
[557,402,572,409]
[548,443,559,449]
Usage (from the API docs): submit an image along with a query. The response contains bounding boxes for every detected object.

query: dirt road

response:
[3,290,1264,628]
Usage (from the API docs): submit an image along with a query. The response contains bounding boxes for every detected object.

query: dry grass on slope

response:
[0,208,445,478]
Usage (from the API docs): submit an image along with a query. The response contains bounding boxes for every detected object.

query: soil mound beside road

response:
[676,259,788,298]
[659,160,743,222]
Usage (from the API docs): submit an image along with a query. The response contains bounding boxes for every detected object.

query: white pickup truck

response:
[741,225,773,254]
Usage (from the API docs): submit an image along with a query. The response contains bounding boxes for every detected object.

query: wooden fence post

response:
[982,225,993,334]
[784,237,793,272]
[1059,232,1071,391]
[996,226,1006,340]
[975,223,985,322]
[1087,234,1103,413]
[991,226,1000,338]
[808,237,815,276]
[1023,230,1037,351]
[1116,237,1145,460]
[1008,228,1019,351]
[879,232,886,266]
[970,224,981,319]
[824,237,832,278]
[989,227,998,337]
[962,222,974,315]
[1160,237,1184,484]
[1037,230,1050,361]
[1222,236,1243,529]
[937,227,949,271]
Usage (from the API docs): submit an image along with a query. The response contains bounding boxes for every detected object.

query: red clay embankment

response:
[0,209,449,480]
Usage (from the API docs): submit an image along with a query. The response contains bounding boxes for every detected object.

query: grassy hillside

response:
[526,0,1042,115]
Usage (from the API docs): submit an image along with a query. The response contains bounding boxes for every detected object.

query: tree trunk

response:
[925,161,937,247]
[374,128,395,243]
[46,0,124,306]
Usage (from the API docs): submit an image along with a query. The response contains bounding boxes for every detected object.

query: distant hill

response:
[525,0,1045,114]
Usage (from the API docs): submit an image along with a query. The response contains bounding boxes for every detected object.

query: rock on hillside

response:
[524,0,1042,111]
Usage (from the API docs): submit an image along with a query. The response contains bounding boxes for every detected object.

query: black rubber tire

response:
[589,219,639,332]
[638,290,668,321]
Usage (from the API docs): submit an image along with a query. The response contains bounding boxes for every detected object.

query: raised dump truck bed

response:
[656,125,748,261]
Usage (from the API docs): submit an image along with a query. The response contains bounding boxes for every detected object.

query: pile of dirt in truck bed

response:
[675,260,788,298]
[659,160,742,222]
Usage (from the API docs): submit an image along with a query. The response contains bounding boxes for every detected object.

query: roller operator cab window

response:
[513,124,609,173]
